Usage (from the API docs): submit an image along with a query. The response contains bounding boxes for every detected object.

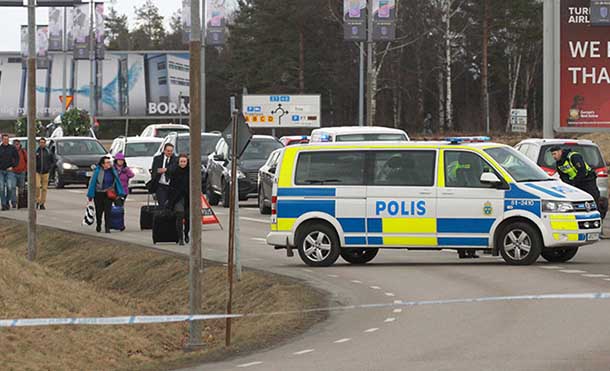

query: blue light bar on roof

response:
[445,136,491,144]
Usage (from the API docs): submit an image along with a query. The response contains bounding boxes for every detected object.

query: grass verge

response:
[0,219,327,371]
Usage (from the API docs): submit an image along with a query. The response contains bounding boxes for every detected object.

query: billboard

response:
[20,25,49,69]
[73,3,89,60]
[95,2,105,60]
[373,0,396,41]
[0,51,192,119]
[206,0,227,46]
[559,0,610,129]
[343,0,366,41]
[242,95,321,128]
[49,7,64,51]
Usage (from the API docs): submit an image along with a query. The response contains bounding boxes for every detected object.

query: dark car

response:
[257,148,283,214]
[48,137,108,188]
[206,135,283,208]
[155,132,222,190]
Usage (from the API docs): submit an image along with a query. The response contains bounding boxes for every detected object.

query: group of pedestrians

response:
[0,134,55,211]
[86,143,190,245]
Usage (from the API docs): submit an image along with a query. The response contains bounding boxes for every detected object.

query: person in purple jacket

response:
[113,153,134,199]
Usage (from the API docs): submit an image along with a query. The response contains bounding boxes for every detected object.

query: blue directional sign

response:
[292,115,300,122]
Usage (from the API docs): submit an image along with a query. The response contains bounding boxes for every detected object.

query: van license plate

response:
[588,233,600,241]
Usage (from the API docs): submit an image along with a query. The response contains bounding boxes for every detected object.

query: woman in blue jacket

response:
[87,156,125,233]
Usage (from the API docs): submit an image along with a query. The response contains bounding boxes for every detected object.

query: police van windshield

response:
[484,147,550,182]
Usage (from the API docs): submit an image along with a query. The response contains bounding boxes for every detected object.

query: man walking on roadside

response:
[35,138,55,210]
[150,143,177,208]
[0,134,19,211]
[11,139,27,208]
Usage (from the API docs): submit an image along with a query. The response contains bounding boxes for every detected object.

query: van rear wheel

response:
[340,248,378,265]
[498,222,541,265]
[541,247,579,263]
[296,223,340,267]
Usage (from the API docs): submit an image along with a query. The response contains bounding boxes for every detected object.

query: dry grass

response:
[0,219,327,371]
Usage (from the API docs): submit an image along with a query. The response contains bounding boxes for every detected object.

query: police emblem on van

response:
[483,201,493,216]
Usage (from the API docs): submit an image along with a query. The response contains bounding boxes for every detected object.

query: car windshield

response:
[57,140,106,156]
[176,135,221,156]
[242,139,283,161]
[124,142,160,157]
[484,147,550,182]
[540,144,605,169]
[336,133,407,142]
[155,128,189,138]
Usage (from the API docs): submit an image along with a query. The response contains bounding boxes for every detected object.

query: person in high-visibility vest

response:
[550,146,601,208]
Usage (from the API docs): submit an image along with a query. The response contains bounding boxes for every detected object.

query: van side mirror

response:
[214,153,225,162]
[269,166,277,174]
[480,172,502,185]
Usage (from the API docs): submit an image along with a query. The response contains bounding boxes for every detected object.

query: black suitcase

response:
[140,194,163,230]
[17,190,27,209]
[152,210,179,244]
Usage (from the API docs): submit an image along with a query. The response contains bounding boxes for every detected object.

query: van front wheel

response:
[341,248,378,265]
[498,222,541,265]
[296,223,340,267]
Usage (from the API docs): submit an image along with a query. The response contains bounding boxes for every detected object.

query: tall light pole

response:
[88,0,95,127]
[201,0,206,132]
[26,0,37,262]
[358,42,364,127]
[366,0,374,127]
[187,0,204,350]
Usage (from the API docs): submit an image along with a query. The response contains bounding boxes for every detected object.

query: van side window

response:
[444,151,495,188]
[295,151,365,185]
[372,150,436,186]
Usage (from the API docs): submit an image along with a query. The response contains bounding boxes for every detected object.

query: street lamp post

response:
[26,0,37,262]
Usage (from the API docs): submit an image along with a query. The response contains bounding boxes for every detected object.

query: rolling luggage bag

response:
[140,194,163,230]
[152,210,179,244]
[110,205,126,231]
[17,190,27,209]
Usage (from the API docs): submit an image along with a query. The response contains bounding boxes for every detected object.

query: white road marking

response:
[370,286,381,290]
[364,328,379,333]
[582,274,609,278]
[302,269,313,273]
[394,300,402,304]
[237,361,263,368]
[327,274,339,278]
[351,280,362,284]
[604,279,610,281]
[241,217,269,224]
[67,190,84,194]
[539,266,564,270]
[384,317,396,323]
[293,349,315,355]
[385,292,395,297]
[333,338,351,344]
[559,270,587,274]
[393,308,403,313]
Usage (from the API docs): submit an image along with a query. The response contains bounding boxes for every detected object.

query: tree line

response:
[105,0,543,135]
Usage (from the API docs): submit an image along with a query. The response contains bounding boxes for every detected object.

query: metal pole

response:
[543,0,555,139]
[187,0,204,350]
[201,0,206,133]
[88,0,95,127]
[366,0,374,127]
[486,92,490,133]
[358,41,364,127]
[26,0,37,262]
[226,112,238,347]
[61,6,67,114]
[230,97,241,281]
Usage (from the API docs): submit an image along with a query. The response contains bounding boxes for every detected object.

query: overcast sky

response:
[0,0,236,52]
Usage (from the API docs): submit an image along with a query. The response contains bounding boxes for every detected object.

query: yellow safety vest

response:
[557,152,592,180]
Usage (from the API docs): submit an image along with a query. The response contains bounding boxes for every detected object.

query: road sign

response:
[242,95,321,128]
[59,95,74,110]
[511,108,528,133]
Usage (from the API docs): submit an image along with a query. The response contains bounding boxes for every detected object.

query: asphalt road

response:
[5,188,610,371]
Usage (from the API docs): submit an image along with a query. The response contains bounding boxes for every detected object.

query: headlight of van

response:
[62,162,78,170]
[542,200,574,213]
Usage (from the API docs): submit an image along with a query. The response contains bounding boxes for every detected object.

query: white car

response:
[140,124,190,138]
[109,136,163,191]
[310,126,410,143]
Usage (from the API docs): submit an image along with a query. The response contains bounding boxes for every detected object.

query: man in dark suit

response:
[150,143,177,208]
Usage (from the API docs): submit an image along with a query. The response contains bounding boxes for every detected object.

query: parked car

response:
[206,135,283,207]
[310,126,409,143]
[280,135,310,146]
[109,136,163,192]
[155,132,222,190]
[48,137,108,188]
[140,124,190,138]
[516,138,609,218]
[258,148,284,214]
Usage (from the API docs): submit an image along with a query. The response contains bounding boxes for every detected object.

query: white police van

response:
[266,138,602,266]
